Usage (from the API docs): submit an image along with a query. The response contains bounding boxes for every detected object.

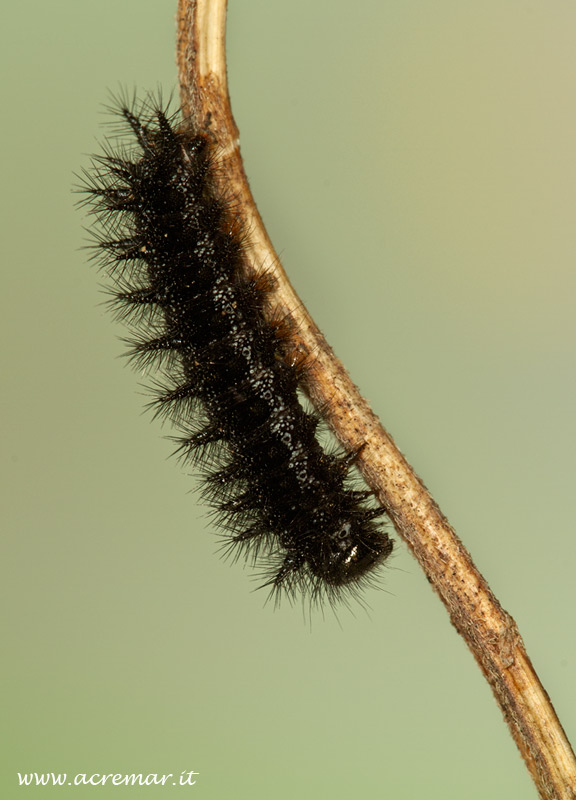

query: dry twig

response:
[177,1,576,797]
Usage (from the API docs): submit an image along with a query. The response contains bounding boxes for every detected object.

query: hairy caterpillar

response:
[81,96,393,605]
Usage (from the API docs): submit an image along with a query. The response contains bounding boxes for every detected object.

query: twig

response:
[176,1,576,797]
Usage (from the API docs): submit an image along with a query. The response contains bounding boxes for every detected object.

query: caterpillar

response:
[81,96,393,606]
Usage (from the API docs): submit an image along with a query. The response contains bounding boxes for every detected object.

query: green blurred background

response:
[2,1,575,797]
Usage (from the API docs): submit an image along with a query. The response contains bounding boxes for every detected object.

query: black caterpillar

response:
[82,97,393,605]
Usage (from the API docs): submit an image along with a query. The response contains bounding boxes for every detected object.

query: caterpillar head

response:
[309,519,393,586]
